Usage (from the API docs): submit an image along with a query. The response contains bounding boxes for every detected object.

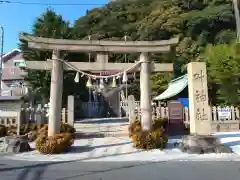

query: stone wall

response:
[0,98,22,127]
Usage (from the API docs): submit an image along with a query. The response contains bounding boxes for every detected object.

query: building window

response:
[13,60,26,68]
[14,62,21,67]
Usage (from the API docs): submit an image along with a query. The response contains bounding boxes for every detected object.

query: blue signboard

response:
[177,98,189,108]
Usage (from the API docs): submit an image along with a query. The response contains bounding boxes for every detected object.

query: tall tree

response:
[200,43,240,105]
[72,0,236,101]
[20,0,238,104]
[20,9,88,105]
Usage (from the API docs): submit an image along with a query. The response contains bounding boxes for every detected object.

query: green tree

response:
[20,9,88,105]
[200,43,240,105]
[71,0,237,101]
[20,0,238,104]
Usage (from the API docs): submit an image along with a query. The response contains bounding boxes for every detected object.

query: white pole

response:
[140,53,152,131]
[0,25,4,96]
[48,50,63,136]
[233,0,240,41]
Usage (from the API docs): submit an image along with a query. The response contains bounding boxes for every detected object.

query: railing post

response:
[212,106,217,121]
[231,106,235,120]
[61,108,67,124]
[236,107,240,119]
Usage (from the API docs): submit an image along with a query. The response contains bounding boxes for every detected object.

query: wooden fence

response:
[120,101,240,124]
[1,103,240,130]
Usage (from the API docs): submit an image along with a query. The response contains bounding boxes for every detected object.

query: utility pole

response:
[0,25,4,96]
[233,0,240,41]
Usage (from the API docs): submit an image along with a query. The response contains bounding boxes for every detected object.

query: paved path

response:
[0,158,240,180]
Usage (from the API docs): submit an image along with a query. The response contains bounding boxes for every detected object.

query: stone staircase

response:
[74,117,130,138]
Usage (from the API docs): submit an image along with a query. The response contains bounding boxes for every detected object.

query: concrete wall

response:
[211,122,240,133]
[0,99,22,126]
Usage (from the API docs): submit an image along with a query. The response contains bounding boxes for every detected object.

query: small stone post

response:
[140,52,152,131]
[48,50,64,136]
[67,95,74,126]
[35,104,44,125]
[187,62,211,135]
[128,95,136,123]
[16,111,21,136]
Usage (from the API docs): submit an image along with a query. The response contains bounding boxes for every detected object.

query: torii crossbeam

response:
[24,61,173,72]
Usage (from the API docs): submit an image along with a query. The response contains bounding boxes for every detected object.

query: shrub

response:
[128,120,141,137]
[35,132,74,154]
[128,118,168,137]
[152,117,168,130]
[128,118,168,150]
[37,123,76,134]
[0,122,75,142]
[20,123,39,135]
[19,122,75,134]
[60,123,76,134]
[132,128,168,150]
[0,124,7,137]
[37,124,48,136]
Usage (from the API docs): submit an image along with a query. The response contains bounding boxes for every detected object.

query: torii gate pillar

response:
[48,50,64,136]
[140,53,152,131]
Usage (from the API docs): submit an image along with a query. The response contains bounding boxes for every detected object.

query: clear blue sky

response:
[0,0,109,53]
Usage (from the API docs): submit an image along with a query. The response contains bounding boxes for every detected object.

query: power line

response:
[0,0,105,6]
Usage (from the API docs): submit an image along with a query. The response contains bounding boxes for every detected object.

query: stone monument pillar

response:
[187,62,211,135]
[140,52,152,131]
[48,50,64,136]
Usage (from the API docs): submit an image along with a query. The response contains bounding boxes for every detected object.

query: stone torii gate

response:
[20,34,179,136]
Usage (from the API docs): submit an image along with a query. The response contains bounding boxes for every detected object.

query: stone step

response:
[75,131,129,138]
[75,117,129,124]
[74,122,129,129]
[74,121,129,138]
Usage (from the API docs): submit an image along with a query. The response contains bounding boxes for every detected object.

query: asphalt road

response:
[0,158,240,180]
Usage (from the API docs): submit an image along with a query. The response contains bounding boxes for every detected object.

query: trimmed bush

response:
[37,123,76,135]
[20,123,39,135]
[128,120,141,137]
[129,118,168,150]
[128,118,168,137]
[19,122,75,135]
[132,128,168,150]
[35,133,74,154]
[152,117,168,130]
[37,124,48,136]
[0,122,75,139]
[60,123,76,134]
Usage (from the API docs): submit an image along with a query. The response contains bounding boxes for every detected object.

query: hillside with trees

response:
[20,0,240,106]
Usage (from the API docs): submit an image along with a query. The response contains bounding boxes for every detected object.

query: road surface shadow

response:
[223,140,240,147]
[16,164,47,180]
